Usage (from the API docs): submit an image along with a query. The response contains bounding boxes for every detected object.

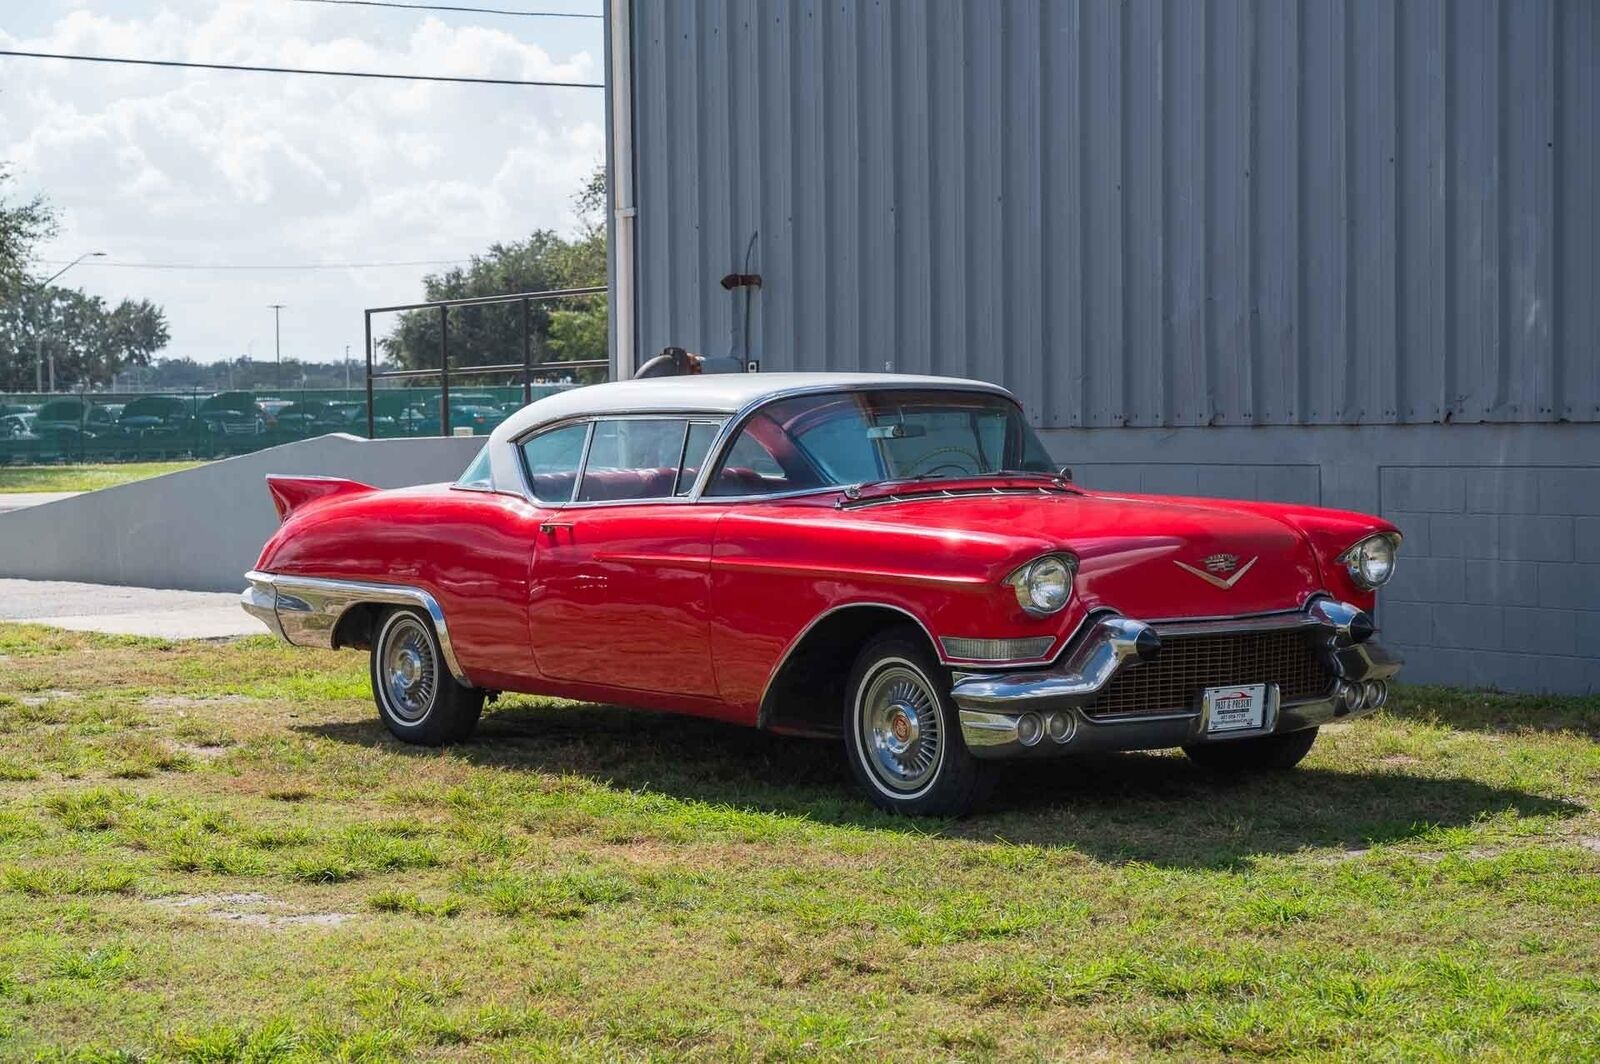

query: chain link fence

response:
[0,382,581,466]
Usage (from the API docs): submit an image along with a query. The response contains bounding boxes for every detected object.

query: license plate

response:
[1204,683,1268,734]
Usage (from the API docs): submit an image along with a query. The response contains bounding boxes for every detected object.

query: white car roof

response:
[487,371,1014,445]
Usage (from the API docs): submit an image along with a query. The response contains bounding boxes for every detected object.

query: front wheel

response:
[1182,726,1318,772]
[844,628,990,817]
[370,608,483,746]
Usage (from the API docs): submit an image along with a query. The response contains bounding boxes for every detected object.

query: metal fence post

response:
[364,311,375,438]
[438,304,450,437]
[521,297,533,406]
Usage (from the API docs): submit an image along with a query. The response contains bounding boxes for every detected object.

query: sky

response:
[0,0,606,364]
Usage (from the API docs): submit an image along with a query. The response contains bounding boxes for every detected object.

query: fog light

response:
[1045,711,1075,744]
[1364,680,1388,708]
[1337,681,1363,714]
[1016,712,1044,747]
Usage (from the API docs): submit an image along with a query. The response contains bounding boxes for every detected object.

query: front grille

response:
[1082,627,1333,719]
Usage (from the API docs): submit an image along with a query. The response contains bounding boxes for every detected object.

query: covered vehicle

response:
[33,399,116,437]
[242,374,1403,816]
[117,395,196,437]
[272,401,345,434]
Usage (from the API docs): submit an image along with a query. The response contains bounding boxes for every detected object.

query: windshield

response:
[706,389,1056,497]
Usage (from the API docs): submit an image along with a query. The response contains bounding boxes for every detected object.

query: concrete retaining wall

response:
[0,435,480,594]
[1048,422,1600,695]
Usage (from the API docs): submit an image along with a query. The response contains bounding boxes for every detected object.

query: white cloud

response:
[0,0,605,363]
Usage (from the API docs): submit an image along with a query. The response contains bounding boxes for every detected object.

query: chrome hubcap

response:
[381,616,437,724]
[860,664,941,792]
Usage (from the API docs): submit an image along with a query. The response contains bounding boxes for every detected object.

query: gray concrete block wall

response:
[0,434,481,594]
[1042,422,1600,695]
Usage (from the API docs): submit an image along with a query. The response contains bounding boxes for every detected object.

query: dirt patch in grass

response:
[153,891,359,929]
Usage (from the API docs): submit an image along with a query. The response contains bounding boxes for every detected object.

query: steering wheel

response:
[901,446,985,479]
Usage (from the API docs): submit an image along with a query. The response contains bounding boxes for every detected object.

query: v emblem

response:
[1173,556,1258,590]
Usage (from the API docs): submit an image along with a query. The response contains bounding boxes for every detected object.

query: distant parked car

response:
[199,392,267,436]
[0,412,37,440]
[34,399,116,437]
[415,400,506,436]
[274,401,346,435]
[257,399,294,429]
[118,396,196,438]
[327,402,395,434]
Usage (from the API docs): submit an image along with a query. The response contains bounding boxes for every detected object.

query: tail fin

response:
[265,475,377,522]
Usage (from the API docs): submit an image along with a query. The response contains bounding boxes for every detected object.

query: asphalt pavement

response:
[0,578,267,640]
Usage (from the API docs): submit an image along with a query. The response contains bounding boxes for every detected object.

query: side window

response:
[519,422,589,503]
[707,424,798,497]
[455,444,494,491]
[576,419,689,502]
[674,421,723,496]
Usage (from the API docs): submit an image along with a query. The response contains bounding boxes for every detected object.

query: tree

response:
[0,165,57,299]
[381,165,608,383]
[0,286,171,391]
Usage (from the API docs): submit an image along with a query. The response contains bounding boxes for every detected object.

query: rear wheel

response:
[370,608,483,746]
[844,628,990,817]
[1183,727,1318,772]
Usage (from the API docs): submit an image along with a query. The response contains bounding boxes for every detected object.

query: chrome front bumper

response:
[951,599,1402,759]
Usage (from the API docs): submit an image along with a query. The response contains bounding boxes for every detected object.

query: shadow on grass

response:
[1383,684,1600,737]
[300,699,1583,867]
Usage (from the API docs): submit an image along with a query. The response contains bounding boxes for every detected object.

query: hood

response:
[844,487,1324,620]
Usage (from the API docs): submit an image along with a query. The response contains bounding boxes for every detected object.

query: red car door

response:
[526,417,726,699]
[528,503,725,697]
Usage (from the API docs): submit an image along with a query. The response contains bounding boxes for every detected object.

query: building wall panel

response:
[628,0,1596,428]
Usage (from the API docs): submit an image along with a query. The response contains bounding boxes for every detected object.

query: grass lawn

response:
[0,462,207,495]
[0,626,1596,1060]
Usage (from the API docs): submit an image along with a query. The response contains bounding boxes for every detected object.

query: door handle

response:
[539,522,572,535]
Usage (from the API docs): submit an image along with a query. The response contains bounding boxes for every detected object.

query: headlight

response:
[1005,553,1077,615]
[1341,533,1399,589]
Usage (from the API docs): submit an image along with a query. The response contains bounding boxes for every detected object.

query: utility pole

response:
[34,251,106,392]
[344,344,351,390]
[269,304,285,389]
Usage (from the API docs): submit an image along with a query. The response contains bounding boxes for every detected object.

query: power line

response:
[0,49,603,88]
[39,257,475,271]
[292,0,602,17]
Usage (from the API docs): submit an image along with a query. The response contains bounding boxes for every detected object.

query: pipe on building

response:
[607,0,637,380]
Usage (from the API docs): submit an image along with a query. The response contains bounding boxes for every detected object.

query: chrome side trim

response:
[756,601,948,728]
[240,570,472,687]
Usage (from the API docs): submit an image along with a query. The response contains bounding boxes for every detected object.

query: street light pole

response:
[34,251,106,393]
[269,304,285,389]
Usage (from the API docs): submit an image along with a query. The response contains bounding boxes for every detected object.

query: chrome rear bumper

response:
[951,599,1402,759]
[240,570,472,686]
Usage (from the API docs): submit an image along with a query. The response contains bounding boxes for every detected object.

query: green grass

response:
[0,625,1596,1060]
[0,461,206,494]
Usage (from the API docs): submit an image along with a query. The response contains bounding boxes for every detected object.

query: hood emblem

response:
[1174,553,1258,590]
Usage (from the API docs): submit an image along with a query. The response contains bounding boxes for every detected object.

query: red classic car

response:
[242,374,1402,815]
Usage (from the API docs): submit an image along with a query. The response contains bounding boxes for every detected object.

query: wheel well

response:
[759,606,939,739]
[331,603,387,652]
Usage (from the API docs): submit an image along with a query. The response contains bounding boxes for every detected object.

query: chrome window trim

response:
[241,570,473,687]
[510,412,729,509]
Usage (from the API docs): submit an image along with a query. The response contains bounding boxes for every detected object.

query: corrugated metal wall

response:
[627,0,1598,429]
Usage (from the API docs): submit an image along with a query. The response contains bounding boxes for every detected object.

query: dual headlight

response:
[1005,553,1077,616]
[1341,532,1400,589]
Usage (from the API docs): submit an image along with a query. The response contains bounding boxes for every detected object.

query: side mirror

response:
[1057,465,1074,482]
